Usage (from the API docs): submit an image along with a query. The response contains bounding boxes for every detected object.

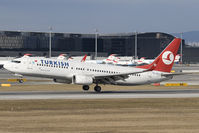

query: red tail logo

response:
[162,51,174,65]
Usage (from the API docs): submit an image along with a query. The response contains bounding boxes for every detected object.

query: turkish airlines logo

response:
[162,51,174,65]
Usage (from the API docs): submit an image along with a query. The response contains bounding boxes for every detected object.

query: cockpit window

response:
[11,60,21,63]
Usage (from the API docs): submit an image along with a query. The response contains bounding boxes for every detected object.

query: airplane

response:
[0,54,33,68]
[57,54,87,62]
[57,54,69,60]
[134,54,181,65]
[93,54,181,66]
[3,38,181,92]
[85,54,118,64]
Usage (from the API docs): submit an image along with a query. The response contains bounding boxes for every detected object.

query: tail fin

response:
[136,38,181,73]
[112,57,120,64]
[174,54,181,63]
[23,53,32,58]
[103,54,117,63]
[81,54,87,62]
[140,57,145,61]
[57,54,67,60]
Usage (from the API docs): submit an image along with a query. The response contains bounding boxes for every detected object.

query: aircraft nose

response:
[3,61,11,70]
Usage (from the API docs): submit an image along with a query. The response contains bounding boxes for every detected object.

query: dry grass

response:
[0,83,199,132]
[0,98,199,133]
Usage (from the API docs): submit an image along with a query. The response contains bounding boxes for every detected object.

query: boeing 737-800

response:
[3,38,181,92]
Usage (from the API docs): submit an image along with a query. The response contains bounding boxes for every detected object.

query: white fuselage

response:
[3,57,171,85]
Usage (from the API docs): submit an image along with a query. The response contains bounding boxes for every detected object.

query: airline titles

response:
[40,60,69,67]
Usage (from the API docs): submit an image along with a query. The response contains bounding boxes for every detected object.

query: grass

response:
[0,98,199,133]
[0,84,199,132]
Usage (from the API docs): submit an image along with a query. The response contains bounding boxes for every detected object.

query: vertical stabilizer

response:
[136,38,181,73]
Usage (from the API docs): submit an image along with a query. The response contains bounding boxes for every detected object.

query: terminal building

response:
[0,30,198,63]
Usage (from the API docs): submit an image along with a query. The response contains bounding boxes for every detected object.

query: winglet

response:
[57,54,67,60]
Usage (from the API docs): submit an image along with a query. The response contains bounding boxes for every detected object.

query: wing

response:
[93,68,150,85]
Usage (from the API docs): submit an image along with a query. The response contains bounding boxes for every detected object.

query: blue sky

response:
[0,0,199,34]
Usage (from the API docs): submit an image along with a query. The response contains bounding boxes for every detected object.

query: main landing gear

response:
[94,85,101,93]
[82,85,89,91]
[82,85,102,93]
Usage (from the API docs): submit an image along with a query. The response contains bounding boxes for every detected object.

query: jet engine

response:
[73,75,93,85]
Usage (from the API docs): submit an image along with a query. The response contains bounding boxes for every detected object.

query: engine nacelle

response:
[53,78,72,84]
[73,75,93,85]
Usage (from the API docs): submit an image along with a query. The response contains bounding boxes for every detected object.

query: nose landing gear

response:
[18,78,24,83]
[82,85,89,91]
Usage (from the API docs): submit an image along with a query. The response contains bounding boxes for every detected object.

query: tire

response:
[18,79,24,83]
[94,86,101,93]
[82,85,89,91]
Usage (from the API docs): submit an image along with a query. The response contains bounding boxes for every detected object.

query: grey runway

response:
[1,89,199,100]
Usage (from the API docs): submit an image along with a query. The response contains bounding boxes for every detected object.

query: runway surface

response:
[1,89,199,100]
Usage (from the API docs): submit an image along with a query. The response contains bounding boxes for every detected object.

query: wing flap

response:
[94,68,150,83]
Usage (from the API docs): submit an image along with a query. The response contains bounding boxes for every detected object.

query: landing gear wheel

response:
[94,85,101,93]
[18,79,24,83]
[82,85,89,91]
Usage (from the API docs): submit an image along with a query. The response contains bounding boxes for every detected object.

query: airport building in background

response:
[0,30,198,63]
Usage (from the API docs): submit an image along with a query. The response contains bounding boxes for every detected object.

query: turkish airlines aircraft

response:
[95,54,181,66]
[134,54,181,65]
[3,38,181,92]
[85,54,118,64]
[57,54,87,62]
